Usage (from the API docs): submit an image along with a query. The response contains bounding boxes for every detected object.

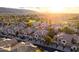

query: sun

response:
[30,0,68,13]
[36,4,66,13]
[48,6,65,13]
[34,7,65,13]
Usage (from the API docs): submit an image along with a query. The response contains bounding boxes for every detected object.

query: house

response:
[55,33,76,46]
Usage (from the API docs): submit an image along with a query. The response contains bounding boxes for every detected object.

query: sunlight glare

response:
[48,7,65,13]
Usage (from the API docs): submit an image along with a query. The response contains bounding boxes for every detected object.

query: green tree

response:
[60,26,76,34]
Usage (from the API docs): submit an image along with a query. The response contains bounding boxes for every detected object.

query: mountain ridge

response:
[0,7,38,15]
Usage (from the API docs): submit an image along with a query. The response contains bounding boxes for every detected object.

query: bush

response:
[60,26,76,34]
[47,28,56,38]
[76,23,79,29]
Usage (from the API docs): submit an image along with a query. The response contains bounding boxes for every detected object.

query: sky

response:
[0,0,79,13]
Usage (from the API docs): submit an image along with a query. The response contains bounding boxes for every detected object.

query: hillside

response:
[0,7,38,15]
